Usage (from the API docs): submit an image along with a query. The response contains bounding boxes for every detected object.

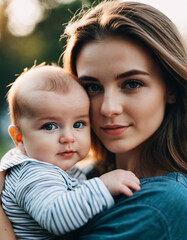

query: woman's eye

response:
[73,121,85,129]
[82,83,103,95]
[122,81,143,90]
[41,123,57,131]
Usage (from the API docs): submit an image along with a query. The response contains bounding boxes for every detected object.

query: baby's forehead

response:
[20,66,70,87]
[18,66,76,91]
[17,66,88,105]
[18,78,89,120]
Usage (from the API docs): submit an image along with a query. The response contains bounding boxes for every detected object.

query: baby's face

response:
[18,82,91,171]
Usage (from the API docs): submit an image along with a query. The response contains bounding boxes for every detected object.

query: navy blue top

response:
[63,172,187,240]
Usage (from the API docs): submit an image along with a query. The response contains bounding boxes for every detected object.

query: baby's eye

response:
[73,121,85,129]
[41,123,58,131]
[121,80,143,90]
[82,83,103,96]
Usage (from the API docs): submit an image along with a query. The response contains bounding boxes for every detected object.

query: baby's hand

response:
[100,169,141,197]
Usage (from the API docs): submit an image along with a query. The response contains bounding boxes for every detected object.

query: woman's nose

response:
[100,90,123,118]
[59,129,75,144]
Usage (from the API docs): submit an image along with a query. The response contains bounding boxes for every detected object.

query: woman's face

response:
[76,37,168,154]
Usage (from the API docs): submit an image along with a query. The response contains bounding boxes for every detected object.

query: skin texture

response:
[10,67,91,171]
[17,90,90,171]
[76,37,170,174]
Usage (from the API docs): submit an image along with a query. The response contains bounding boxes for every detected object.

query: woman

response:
[62,1,187,239]
[0,0,187,239]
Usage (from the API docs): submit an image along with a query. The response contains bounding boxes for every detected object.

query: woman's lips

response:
[101,125,130,136]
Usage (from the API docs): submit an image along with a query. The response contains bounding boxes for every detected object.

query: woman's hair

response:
[61,0,187,175]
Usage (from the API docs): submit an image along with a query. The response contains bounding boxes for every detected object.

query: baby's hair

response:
[7,62,78,126]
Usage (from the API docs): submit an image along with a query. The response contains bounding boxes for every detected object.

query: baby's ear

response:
[8,125,25,153]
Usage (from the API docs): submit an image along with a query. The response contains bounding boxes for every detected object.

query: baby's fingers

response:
[119,180,141,197]
[127,172,140,185]
[127,180,141,191]
[119,185,134,197]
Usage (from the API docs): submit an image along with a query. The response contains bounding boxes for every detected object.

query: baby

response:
[0,64,140,239]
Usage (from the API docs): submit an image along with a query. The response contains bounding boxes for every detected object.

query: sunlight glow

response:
[6,0,44,36]
[127,0,187,36]
[4,0,187,37]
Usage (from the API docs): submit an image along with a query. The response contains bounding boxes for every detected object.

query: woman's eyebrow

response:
[116,70,149,80]
[78,70,149,82]
[78,76,98,82]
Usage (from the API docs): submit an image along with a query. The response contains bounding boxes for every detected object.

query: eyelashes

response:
[40,121,87,131]
[41,123,58,131]
[73,121,86,129]
[121,80,143,89]
[81,80,143,96]
[82,83,103,95]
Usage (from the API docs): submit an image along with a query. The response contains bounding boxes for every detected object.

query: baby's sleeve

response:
[15,161,114,235]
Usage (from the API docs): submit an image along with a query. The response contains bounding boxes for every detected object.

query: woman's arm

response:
[0,171,16,240]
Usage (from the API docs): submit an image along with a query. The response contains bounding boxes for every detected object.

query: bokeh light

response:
[6,0,44,36]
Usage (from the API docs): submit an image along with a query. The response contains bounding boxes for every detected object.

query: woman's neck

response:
[116,150,141,175]
[115,149,169,178]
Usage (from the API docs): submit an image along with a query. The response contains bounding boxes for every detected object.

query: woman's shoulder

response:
[75,172,187,240]
[141,171,187,189]
[141,171,187,185]
[140,172,187,200]
[128,172,187,239]
[134,172,187,211]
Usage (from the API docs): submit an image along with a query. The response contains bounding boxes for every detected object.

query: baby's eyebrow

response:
[76,114,89,119]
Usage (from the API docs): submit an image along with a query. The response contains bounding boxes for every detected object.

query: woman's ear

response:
[8,125,25,153]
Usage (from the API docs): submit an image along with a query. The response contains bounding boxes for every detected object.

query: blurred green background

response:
[0,0,187,158]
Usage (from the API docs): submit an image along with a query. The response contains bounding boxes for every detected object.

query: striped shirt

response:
[0,148,114,240]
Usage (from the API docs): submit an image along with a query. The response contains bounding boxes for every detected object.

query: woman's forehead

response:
[76,37,161,79]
